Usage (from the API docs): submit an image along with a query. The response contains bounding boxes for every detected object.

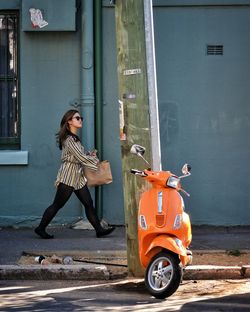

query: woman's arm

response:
[66,136,98,170]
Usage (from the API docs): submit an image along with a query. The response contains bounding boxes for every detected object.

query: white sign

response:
[123,68,142,76]
[29,8,48,29]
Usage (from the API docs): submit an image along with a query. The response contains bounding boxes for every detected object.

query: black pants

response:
[38,183,102,232]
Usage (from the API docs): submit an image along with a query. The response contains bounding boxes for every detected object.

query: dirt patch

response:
[192,251,250,266]
[18,254,128,279]
[18,254,127,266]
[18,250,250,267]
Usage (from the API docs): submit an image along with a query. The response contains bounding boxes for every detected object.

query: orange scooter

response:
[130,144,192,299]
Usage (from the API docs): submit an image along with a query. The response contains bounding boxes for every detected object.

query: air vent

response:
[207,45,223,55]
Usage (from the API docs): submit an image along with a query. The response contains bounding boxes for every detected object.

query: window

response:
[0,12,19,150]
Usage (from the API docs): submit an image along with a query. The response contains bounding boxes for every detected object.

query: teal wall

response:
[0,1,82,226]
[153,3,250,225]
[101,0,250,226]
[1,0,250,227]
[20,30,82,225]
[0,0,124,227]
[102,5,124,224]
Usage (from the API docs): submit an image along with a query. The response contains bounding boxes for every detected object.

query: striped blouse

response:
[55,135,98,190]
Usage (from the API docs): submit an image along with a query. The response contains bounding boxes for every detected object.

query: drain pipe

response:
[80,0,95,152]
[94,0,103,218]
[80,0,98,220]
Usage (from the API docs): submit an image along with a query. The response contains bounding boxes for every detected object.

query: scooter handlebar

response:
[130,169,148,177]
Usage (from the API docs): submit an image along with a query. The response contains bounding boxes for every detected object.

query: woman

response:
[34,109,115,239]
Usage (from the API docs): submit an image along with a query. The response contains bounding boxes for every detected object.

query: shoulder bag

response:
[84,160,113,187]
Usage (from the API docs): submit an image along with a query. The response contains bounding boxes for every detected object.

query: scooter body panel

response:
[140,234,187,268]
[138,183,192,268]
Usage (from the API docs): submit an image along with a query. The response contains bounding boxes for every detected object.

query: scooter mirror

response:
[130,144,151,166]
[130,144,146,157]
[182,164,191,175]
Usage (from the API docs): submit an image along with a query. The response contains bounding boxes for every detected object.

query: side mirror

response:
[130,144,146,157]
[182,164,191,175]
[130,144,150,166]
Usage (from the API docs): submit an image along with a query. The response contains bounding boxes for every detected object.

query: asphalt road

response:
[0,279,250,311]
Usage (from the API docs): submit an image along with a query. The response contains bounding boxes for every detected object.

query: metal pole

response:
[94,0,103,219]
[143,0,162,171]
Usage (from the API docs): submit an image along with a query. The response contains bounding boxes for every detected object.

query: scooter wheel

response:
[145,251,182,299]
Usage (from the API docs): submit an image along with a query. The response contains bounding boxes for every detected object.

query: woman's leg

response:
[35,183,74,239]
[74,185,115,237]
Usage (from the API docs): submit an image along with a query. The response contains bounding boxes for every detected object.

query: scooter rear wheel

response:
[145,251,182,299]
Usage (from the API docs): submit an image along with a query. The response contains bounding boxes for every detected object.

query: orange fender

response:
[141,235,188,267]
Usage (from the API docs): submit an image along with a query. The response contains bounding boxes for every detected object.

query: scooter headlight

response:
[167,176,180,189]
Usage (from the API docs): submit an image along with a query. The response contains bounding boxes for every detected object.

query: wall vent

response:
[207,45,223,55]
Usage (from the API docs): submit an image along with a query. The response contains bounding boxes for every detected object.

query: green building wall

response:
[0,0,124,227]
[1,0,250,227]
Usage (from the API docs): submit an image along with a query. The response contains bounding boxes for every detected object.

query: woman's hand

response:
[89,149,97,157]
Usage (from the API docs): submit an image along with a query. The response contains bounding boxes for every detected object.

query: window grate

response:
[0,12,19,149]
[207,45,223,55]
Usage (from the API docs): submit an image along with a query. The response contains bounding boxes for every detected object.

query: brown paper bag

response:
[84,160,113,187]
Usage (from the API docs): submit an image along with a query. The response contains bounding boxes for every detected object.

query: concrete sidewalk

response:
[0,225,250,281]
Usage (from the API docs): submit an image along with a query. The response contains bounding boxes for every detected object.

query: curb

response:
[1,264,250,281]
[184,265,250,280]
[0,264,110,281]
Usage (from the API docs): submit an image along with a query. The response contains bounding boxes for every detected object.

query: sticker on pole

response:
[29,8,48,29]
[123,68,141,76]
[119,100,126,141]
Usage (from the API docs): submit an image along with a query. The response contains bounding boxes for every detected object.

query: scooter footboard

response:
[142,235,188,268]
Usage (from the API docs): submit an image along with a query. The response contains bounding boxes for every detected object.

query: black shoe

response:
[96,226,115,238]
[35,227,54,239]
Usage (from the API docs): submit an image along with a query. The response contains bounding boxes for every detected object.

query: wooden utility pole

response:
[115,0,155,276]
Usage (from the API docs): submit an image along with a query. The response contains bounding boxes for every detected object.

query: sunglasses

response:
[72,116,83,121]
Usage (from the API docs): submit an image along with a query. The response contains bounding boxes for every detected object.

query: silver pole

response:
[144,0,162,171]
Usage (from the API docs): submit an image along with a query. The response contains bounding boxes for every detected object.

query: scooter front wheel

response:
[145,251,182,299]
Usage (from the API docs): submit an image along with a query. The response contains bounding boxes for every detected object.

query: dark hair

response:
[56,109,80,150]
